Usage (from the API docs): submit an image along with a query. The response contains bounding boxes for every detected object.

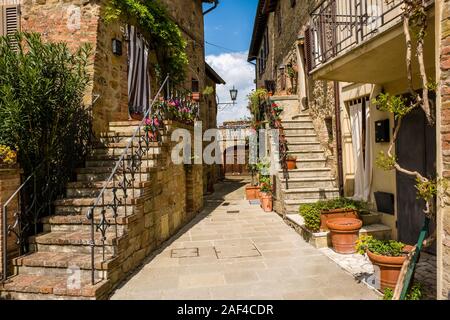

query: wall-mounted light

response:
[112,38,123,56]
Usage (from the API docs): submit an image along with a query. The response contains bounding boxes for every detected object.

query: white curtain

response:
[349,98,372,201]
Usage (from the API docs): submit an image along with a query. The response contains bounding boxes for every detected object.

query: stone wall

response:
[21,0,129,135]
[439,0,450,300]
[253,0,338,182]
[106,121,204,288]
[0,166,21,279]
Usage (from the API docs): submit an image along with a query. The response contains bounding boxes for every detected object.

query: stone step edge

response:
[0,274,111,299]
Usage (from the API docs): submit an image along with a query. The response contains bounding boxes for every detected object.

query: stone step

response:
[91,146,162,157]
[283,134,318,143]
[109,121,142,127]
[55,203,136,217]
[284,128,317,136]
[66,184,145,199]
[30,231,118,255]
[77,171,152,183]
[54,197,139,208]
[94,141,161,149]
[87,153,160,162]
[286,142,322,152]
[282,187,340,200]
[287,150,326,160]
[85,159,158,168]
[281,120,314,128]
[42,214,130,234]
[0,274,111,300]
[76,166,154,175]
[293,159,327,169]
[278,168,332,178]
[279,177,335,189]
[13,252,117,281]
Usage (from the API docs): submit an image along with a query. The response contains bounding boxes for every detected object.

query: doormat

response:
[226,210,240,214]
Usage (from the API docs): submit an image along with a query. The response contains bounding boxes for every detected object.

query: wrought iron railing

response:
[86,76,201,284]
[308,0,407,71]
[1,97,99,282]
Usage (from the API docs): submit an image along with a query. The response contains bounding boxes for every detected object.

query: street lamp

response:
[217,86,239,109]
[230,86,238,103]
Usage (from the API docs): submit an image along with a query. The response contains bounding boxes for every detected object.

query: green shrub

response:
[383,283,423,300]
[0,32,92,243]
[356,235,406,257]
[299,204,321,232]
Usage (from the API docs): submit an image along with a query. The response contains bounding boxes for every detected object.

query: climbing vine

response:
[105,0,188,84]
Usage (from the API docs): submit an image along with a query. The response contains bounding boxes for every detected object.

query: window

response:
[257,29,269,77]
[0,4,20,37]
[276,1,282,35]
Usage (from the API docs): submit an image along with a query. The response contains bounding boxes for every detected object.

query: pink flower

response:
[153,118,160,127]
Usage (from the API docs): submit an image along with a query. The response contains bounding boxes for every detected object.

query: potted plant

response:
[0,145,17,167]
[286,155,297,170]
[191,92,201,102]
[245,164,259,200]
[326,218,363,254]
[318,198,367,231]
[259,178,273,212]
[356,235,413,290]
[299,198,368,232]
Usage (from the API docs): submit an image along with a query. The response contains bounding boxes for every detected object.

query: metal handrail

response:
[87,76,170,284]
[308,0,406,71]
[2,172,33,281]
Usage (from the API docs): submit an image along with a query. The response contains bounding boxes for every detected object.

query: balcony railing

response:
[308,0,406,71]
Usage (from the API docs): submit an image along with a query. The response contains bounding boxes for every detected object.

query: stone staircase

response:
[0,121,164,300]
[276,113,339,214]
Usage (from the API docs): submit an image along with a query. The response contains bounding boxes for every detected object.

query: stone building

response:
[249,0,449,299]
[248,0,340,214]
[0,0,223,299]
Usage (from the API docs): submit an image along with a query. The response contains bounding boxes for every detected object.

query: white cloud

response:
[206,51,255,125]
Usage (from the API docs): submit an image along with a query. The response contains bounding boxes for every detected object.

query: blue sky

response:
[203,0,258,124]
[204,0,258,56]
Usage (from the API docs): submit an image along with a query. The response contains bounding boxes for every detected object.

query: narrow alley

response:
[111,179,379,300]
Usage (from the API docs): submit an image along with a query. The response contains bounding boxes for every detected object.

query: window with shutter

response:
[1,4,20,39]
[304,27,313,74]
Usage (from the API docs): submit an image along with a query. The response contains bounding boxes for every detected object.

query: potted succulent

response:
[326,218,363,254]
[356,235,413,290]
[286,155,297,170]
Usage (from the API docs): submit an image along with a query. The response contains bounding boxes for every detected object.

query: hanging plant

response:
[105,0,188,84]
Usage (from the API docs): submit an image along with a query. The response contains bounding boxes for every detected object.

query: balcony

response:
[307,0,435,85]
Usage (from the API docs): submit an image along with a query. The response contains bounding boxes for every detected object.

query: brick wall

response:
[21,0,129,135]
[0,166,21,279]
[440,0,450,300]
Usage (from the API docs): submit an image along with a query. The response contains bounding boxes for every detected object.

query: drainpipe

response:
[203,0,219,15]
[334,81,344,196]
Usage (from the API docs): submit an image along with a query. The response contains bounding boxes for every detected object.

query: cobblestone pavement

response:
[111,179,379,300]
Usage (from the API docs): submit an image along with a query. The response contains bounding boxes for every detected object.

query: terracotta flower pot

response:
[286,158,297,170]
[191,92,201,101]
[320,208,360,231]
[245,185,259,200]
[326,218,363,254]
[367,245,413,290]
[260,193,273,212]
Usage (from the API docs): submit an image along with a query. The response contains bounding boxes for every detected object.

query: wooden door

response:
[396,107,436,254]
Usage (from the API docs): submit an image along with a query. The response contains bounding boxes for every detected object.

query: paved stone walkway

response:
[111,179,379,300]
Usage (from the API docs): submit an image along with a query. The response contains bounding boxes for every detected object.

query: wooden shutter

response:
[304,27,313,74]
[1,5,20,38]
